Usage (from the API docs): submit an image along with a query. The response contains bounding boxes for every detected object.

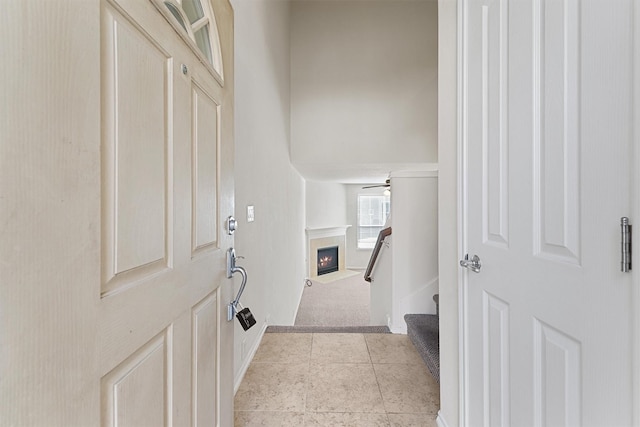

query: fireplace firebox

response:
[317,246,339,276]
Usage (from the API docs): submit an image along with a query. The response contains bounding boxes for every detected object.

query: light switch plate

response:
[247,205,255,222]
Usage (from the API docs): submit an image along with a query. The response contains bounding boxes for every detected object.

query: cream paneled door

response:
[462,0,634,426]
[0,0,235,425]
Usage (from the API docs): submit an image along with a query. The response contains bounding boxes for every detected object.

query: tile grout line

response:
[302,333,315,422]
[364,334,392,424]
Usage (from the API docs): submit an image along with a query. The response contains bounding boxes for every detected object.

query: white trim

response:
[389,326,407,335]
[633,0,640,423]
[458,0,469,426]
[291,277,307,325]
[233,322,268,395]
[305,225,351,240]
[436,410,451,427]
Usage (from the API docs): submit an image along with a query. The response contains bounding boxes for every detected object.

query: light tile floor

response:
[234,333,440,427]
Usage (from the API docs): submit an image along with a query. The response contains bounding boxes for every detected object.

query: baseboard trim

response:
[291,278,308,325]
[389,325,408,334]
[233,323,267,395]
[436,410,450,427]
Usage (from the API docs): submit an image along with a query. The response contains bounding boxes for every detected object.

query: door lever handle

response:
[227,248,249,321]
[460,254,482,273]
[226,248,245,277]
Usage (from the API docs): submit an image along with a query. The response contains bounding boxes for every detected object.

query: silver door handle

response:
[460,254,481,273]
[227,248,248,320]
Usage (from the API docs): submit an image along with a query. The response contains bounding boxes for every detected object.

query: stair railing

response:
[364,226,392,282]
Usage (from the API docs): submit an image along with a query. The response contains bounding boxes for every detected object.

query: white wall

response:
[290,0,438,174]
[231,0,307,388]
[389,173,439,333]
[305,181,347,228]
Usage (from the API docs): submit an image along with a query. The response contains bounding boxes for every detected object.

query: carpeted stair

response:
[405,294,440,383]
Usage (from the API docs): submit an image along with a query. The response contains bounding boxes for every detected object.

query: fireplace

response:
[306,225,350,277]
[317,246,339,276]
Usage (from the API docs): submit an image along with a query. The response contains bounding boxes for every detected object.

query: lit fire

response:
[318,256,333,268]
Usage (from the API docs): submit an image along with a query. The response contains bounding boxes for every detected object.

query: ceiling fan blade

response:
[361,184,391,189]
[362,179,391,189]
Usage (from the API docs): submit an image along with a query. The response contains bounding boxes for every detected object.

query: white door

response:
[462,0,634,425]
[0,0,235,425]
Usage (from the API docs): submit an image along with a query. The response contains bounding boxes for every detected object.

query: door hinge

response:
[621,217,632,272]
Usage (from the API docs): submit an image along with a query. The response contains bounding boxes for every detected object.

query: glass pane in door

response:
[194,26,213,65]
[182,0,204,24]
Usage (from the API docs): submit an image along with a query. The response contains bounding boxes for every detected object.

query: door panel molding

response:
[532,0,581,265]
[191,81,220,256]
[191,291,219,426]
[533,319,581,427]
[483,291,510,426]
[101,326,173,427]
[481,0,509,249]
[101,4,174,296]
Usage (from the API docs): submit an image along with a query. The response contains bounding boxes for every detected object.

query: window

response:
[159,0,224,80]
[357,194,390,249]
[181,0,215,66]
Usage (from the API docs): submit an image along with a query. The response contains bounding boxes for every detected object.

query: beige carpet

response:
[294,272,371,326]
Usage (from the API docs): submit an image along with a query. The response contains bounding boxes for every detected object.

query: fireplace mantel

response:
[305,225,351,240]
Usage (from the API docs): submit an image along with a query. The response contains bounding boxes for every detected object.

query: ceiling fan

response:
[362,178,390,189]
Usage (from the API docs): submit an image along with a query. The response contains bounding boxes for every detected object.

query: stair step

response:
[404,313,439,383]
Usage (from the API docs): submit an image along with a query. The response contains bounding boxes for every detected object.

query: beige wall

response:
[290,0,438,173]
[231,0,307,387]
